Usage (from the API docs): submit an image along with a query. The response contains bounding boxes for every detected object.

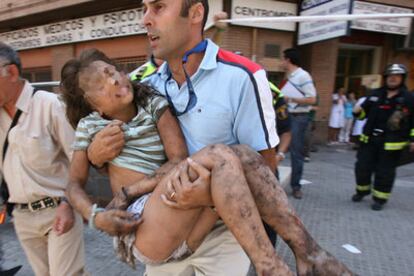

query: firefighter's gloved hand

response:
[387,110,404,131]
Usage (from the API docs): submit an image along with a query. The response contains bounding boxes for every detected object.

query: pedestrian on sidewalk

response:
[281,48,317,199]
[328,87,346,145]
[352,64,414,210]
[0,42,87,276]
[304,103,319,162]
[339,91,356,143]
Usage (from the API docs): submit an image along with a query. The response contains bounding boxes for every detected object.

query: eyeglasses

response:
[164,40,208,117]
[0,63,11,76]
[0,62,11,68]
[164,73,197,117]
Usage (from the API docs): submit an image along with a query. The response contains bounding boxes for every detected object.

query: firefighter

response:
[352,64,414,210]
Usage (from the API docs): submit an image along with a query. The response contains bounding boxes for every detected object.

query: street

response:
[1,145,413,276]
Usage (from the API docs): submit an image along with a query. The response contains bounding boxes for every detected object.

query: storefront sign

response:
[0,0,223,51]
[298,0,353,45]
[0,8,146,51]
[352,1,412,35]
[231,0,297,31]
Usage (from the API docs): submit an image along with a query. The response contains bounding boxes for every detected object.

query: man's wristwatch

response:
[277,152,286,160]
[88,204,105,230]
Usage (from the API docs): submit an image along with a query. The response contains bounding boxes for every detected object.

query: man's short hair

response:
[0,42,22,75]
[180,0,209,33]
[283,48,300,67]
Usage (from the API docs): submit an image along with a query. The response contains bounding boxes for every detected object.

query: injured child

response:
[61,48,353,276]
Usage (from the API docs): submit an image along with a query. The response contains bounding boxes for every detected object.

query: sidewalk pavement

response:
[1,145,413,275]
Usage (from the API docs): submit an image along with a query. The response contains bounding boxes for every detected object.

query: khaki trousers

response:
[13,207,87,276]
[145,222,250,276]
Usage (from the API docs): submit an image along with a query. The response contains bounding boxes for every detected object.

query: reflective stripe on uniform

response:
[130,61,157,81]
[269,81,282,106]
[384,141,408,151]
[358,109,366,120]
[360,134,369,143]
[269,82,282,95]
[372,189,390,200]
[411,128,414,137]
[356,185,371,192]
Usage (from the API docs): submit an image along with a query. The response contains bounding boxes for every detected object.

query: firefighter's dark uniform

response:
[270,82,291,137]
[353,84,414,207]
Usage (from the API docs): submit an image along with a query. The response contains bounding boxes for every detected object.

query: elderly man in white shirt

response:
[0,42,86,276]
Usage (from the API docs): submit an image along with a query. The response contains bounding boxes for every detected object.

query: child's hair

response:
[60,48,155,128]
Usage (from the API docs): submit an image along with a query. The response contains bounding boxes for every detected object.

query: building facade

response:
[0,0,413,142]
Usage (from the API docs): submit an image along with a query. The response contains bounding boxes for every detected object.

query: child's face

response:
[79,61,133,117]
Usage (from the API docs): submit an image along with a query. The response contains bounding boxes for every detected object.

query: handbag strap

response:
[2,88,39,162]
[1,88,39,210]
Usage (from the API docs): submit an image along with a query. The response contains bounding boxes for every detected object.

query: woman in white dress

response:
[328,87,347,144]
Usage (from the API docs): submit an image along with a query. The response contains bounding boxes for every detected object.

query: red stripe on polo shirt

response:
[217,49,262,74]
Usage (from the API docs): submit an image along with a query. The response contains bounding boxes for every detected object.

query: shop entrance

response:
[335,45,381,97]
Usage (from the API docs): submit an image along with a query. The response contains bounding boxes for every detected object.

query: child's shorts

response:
[113,193,192,268]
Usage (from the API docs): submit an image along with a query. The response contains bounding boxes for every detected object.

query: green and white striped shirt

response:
[73,95,169,175]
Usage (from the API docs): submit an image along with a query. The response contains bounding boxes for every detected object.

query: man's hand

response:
[88,120,125,167]
[284,96,294,104]
[106,188,130,210]
[410,142,414,152]
[353,105,362,114]
[94,209,142,236]
[213,12,228,30]
[53,202,75,236]
[275,154,284,168]
[161,158,213,209]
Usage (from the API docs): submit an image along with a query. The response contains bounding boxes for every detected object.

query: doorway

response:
[335,45,381,96]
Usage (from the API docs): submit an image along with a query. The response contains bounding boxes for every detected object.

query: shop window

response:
[115,56,148,74]
[264,44,281,58]
[22,67,53,91]
[335,48,374,95]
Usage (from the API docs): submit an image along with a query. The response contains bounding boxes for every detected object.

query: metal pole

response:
[220,13,414,24]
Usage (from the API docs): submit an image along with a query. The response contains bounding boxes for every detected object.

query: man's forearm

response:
[126,159,183,198]
[259,148,277,172]
[292,97,316,105]
[278,132,292,154]
[87,146,106,168]
[66,182,94,220]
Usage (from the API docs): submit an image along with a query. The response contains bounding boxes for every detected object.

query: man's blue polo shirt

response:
[143,39,278,155]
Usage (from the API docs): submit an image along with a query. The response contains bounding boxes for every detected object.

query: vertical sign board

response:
[351,1,412,35]
[231,0,297,31]
[298,0,353,46]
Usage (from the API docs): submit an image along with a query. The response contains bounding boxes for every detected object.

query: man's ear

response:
[189,2,204,26]
[8,64,20,83]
